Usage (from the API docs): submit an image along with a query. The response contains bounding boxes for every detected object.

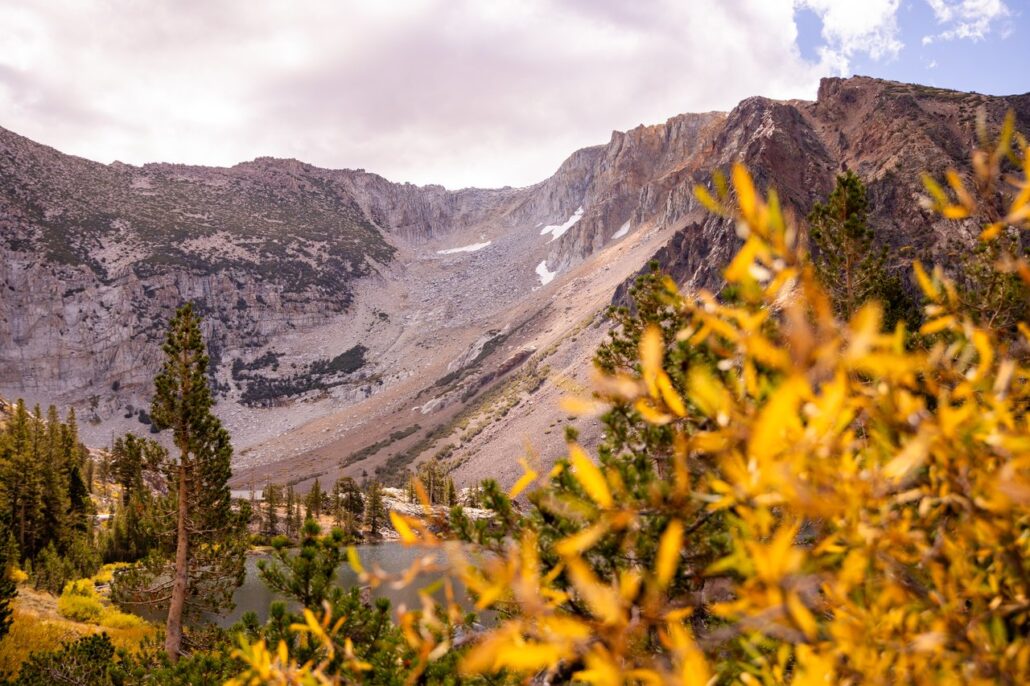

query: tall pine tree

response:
[0,518,17,641]
[121,303,246,660]
[363,481,387,539]
[40,405,68,547]
[262,483,282,536]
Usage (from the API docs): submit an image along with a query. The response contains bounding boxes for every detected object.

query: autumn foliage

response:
[231,118,1030,685]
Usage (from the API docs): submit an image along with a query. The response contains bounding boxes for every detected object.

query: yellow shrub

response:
[56,591,104,623]
[57,578,106,622]
[91,562,131,585]
[447,134,1030,683]
[0,609,90,677]
[98,607,149,630]
[230,117,1030,685]
[8,566,28,584]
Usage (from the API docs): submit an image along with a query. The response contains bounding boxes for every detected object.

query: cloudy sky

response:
[1,1,1025,188]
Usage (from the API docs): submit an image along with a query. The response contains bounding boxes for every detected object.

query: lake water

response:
[125,543,469,628]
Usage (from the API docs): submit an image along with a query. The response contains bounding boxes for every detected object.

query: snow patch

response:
[436,241,491,255]
[536,259,558,286]
[539,206,584,242]
[612,220,631,240]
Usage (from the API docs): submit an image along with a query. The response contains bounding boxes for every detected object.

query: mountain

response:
[2,76,1027,491]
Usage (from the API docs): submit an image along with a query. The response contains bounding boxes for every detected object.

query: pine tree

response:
[62,409,92,536]
[2,401,44,557]
[333,477,363,540]
[363,481,387,539]
[40,405,69,548]
[285,485,298,539]
[128,302,247,661]
[414,461,447,504]
[263,483,282,535]
[305,478,323,520]
[406,474,416,503]
[808,171,918,329]
[101,434,163,564]
[330,481,344,529]
[0,518,18,641]
[258,519,344,608]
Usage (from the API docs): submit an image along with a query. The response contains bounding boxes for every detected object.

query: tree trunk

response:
[165,463,189,661]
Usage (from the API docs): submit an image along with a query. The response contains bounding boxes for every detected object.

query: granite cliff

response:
[1,76,1027,490]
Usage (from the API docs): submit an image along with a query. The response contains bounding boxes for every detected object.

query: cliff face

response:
[610,77,1030,300]
[2,76,1028,468]
[0,129,529,416]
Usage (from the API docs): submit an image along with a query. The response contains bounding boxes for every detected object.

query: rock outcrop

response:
[612,77,1030,303]
[1,75,1028,479]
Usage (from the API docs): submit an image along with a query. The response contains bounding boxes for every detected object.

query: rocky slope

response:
[1,76,1028,492]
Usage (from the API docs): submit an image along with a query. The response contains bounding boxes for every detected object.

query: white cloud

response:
[923,0,1011,44]
[0,0,902,188]
[795,0,903,75]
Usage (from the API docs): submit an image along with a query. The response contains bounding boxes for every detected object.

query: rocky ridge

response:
[1,76,1028,490]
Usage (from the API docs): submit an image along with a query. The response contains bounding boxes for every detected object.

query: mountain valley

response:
[2,75,1028,493]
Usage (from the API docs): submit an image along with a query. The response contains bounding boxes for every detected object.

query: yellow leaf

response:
[971,329,994,382]
[1008,177,1030,223]
[792,645,834,686]
[1006,201,1030,224]
[732,163,758,223]
[555,522,608,557]
[390,511,418,544]
[508,459,539,499]
[920,315,956,336]
[687,366,730,423]
[569,444,613,508]
[624,669,664,686]
[346,546,365,575]
[566,558,622,625]
[922,173,948,206]
[538,615,594,641]
[619,569,642,601]
[945,169,975,211]
[575,648,622,686]
[746,334,791,370]
[690,431,729,453]
[694,184,724,214]
[656,519,683,588]
[591,369,641,400]
[980,222,1003,241]
[996,109,1015,157]
[942,204,969,219]
[494,642,568,671]
[559,395,608,417]
[883,428,934,481]
[749,523,803,581]
[673,433,690,495]
[635,398,674,425]
[912,261,939,301]
[725,235,763,284]
[668,623,712,685]
[640,324,664,398]
[749,376,808,462]
[786,591,819,641]
[656,371,687,416]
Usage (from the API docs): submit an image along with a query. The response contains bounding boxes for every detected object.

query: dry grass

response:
[0,584,156,678]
